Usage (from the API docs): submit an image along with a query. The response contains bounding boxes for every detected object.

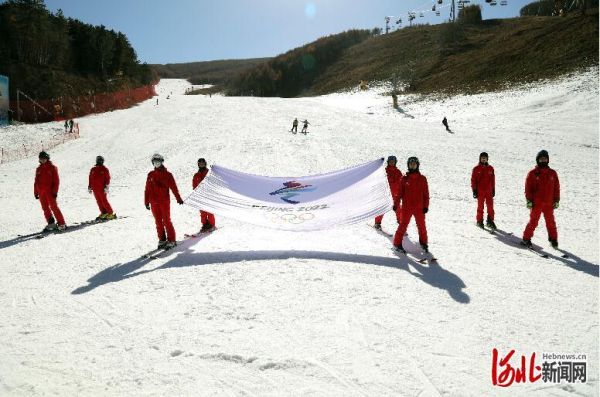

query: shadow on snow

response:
[490,229,598,278]
[72,237,471,304]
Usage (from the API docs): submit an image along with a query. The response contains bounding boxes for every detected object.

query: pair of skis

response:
[392,246,437,264]
[475,224,568,259]
[28,216,129,239]
[72,215,129,226]
[140,227,219,260]
[368,224,437,263]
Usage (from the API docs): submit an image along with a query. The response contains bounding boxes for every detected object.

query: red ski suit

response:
[393,171,429,247]
[375,165,403,225]
[471,163,495,222]
[523,166,560,241]
[89,165,113,215]
[192,168,215,227]
[145,166,183,242]
[34,161,65,225]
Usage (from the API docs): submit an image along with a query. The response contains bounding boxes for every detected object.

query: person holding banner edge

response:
[192,158,216,232]
[374,155,403,229]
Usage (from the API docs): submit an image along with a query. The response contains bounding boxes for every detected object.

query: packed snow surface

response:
[0,70,598,396]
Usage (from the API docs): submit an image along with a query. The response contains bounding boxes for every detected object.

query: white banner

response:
[184,158,393,231]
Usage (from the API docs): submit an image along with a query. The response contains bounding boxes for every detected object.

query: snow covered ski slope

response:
[0,70,598,396]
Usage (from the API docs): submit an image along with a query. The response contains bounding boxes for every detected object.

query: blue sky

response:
[44,0,532,64]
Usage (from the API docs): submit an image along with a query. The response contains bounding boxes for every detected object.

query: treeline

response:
[0,0,156,99]
[226,29,373,97]
[152,58,270,86]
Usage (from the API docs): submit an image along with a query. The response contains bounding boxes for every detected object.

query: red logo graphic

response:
[492,348,541,387]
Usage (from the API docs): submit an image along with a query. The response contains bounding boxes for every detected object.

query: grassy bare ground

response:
[311,11,598,95]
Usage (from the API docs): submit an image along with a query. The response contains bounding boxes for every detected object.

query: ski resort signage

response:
[185,158,392,231]
[0,75,8,126]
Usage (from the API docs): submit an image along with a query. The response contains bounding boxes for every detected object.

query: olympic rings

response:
[266,212,315,224]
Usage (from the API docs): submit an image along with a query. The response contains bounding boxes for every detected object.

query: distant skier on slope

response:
[521,150,560,249]
[374,155,403,229]
[291,118,298,133]
[442,116,451,132]
[192,158,216,232]
[88,155,116,221]
[392,156,429,253]
[144,153,184,249]
[301,119,310,134]
[471,152,496,230]
[34,151,66,231]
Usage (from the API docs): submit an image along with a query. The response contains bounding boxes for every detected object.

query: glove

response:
[88,187,92,194]
[392,205,397,212]
[472,191,478,199]
[492,190,495,198]
[423,208,428,214]
[53,193,57,199]
[104,186,109,193]
[145,204,150,210]
[177,199,184,205]
[34,194,39,200]
[553,201,559,209]
[526,200,533,209]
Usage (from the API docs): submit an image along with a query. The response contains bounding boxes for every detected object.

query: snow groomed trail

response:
[0,72,597,396]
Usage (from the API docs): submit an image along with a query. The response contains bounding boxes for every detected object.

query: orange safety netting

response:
[9,84,156,123]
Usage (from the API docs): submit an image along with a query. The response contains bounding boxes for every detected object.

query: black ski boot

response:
[201,223,215,233]
[521,239,532,248]
[549,239,558,249]
[394,244,406,254]
[44,216,57,232]
[476,221,484,229]
[486,218,497,230]
[420,243,429,253]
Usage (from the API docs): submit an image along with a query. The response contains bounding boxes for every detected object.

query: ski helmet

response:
[536,150,549,164]
[151,153,164,163]
[387,155,397,164]
[479,152,488,159]
[407,156,420,170]
[39,151,50,160]
[96,155,104,165]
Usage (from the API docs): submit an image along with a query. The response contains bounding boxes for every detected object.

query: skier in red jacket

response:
[522,150,560,248]
[88,155,116,220]
[374,155,403,229]
[192,158,216,232]
[393,156,430,252]
[144,154,184,249]
[34,151,66,231]
[471,152,496,230]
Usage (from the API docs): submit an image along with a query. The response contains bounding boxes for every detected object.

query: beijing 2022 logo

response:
[269,181,316,204]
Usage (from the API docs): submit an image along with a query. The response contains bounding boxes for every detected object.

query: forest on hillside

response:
[152,58,271,86]
[0,0,155,99]
[225,29,374,97]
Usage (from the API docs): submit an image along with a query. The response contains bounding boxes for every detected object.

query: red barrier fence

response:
[9,84,156,123]
[0,123,80,164]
